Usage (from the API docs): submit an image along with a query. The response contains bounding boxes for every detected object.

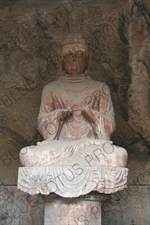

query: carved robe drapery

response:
[37,75,116,141]
[18,75,128,197]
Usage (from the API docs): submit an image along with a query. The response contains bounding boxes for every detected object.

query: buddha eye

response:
[64,52,73,62]
[76,50,83,57]
[63,49,85,62]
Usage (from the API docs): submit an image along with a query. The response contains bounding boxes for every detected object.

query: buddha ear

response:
[86,53,90,69]
[60,53,63,63]
[60,54,64,71]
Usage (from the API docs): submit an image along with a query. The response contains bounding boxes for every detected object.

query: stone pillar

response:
[44,193,109,225]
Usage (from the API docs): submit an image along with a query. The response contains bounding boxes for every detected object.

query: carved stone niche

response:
[43,192,109,225]
[17,33,128,225]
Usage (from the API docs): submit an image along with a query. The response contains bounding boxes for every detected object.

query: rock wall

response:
[0,0,150,224]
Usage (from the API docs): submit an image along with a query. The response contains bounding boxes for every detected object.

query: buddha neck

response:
[60,74,91,94]
[65,74,86,83]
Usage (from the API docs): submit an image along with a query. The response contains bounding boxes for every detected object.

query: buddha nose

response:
[72,53,77,62]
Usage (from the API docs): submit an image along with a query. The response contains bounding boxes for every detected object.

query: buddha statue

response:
[18,33,128,197]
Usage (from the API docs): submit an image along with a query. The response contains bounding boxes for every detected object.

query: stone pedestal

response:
[44,193,109,225]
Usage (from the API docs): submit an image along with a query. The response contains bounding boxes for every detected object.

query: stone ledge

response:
[43,192,110,202]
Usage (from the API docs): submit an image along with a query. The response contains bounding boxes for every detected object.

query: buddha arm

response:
[37,87,64,140]
[95,84,116,140]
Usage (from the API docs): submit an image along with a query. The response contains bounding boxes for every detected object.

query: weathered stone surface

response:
[44,196,102,225]
[102,185,150,225]
[0,0,150,224]
[0,186,44,225]
[1,186,149,225]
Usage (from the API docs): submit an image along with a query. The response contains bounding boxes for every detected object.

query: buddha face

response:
[61,44,89,75]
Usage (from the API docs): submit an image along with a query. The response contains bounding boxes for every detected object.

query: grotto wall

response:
[0,0,150,224]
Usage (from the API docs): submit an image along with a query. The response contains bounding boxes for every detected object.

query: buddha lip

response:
[71,66,78,70]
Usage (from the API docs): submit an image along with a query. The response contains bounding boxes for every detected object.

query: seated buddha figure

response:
[19,33,128,196]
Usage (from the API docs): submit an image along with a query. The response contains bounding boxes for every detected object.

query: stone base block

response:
[44,193,109,225]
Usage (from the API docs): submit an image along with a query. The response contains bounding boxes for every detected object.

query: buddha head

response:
[61,33,89,75]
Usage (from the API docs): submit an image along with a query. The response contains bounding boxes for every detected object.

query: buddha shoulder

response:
[42,79,62,94]
[90,78,110,93]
